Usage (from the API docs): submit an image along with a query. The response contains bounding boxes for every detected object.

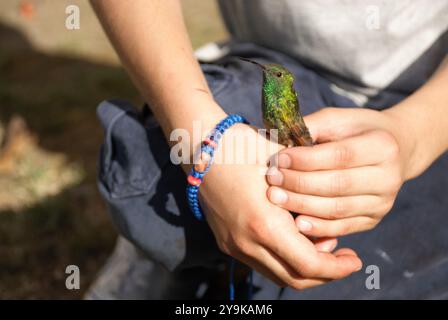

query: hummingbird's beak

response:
[238,57,266,70]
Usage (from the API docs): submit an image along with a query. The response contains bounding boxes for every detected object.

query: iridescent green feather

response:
[261,64,312,146]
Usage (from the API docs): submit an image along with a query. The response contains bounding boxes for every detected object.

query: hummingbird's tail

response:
[289,122,314,147]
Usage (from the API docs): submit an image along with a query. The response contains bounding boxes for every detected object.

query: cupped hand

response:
[199,123,362,289]
[266,107,416,237]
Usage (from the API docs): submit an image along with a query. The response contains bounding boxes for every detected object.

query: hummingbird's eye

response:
[276,72,283,77]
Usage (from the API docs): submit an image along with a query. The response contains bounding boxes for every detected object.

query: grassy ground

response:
[0,0,227,299]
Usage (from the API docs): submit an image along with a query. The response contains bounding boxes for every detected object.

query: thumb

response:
[303,107,363,143]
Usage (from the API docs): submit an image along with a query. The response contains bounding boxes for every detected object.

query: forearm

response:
[91,0,226,140]
[384,56,448,180]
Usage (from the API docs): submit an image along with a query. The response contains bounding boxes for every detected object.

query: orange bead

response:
[187,175,201,186]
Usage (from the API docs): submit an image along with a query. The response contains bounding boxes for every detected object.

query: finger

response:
[277,130,393,171]
[232,244,329,290]
[259,209,363,279]
[303,107,368,143]
[311,249,362,280]
[253,246,330,290]
[296,215,377,237]
[267,186,383,219]
[333,248,359,258]
[267,166,387,197]
[313,237,338,252]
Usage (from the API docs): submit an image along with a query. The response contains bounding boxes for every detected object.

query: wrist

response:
[382,104,428,180]
[186,115,250,220]
[158,92,227,137]
[152,93,228,172]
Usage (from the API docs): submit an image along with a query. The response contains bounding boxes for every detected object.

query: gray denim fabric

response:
[94,42,448,299]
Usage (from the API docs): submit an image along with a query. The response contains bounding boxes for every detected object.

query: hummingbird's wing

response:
[287,98,314,147]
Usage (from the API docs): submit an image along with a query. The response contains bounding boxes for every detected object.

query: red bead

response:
[187,175,202,186]
[203,138,217,149]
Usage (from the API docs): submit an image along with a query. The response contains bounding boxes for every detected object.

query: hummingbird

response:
[239,58,313,147]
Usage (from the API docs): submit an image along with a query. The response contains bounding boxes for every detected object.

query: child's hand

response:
[200,123,362,289]
[266,107,417,237]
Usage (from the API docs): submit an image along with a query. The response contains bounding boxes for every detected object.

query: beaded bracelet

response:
[186,114,248,221]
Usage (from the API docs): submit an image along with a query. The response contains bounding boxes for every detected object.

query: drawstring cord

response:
[229,258,235,300]
[248,267,253,299]
[229,258,254,300]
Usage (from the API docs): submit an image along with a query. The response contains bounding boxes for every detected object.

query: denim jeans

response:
[90,42,448,299]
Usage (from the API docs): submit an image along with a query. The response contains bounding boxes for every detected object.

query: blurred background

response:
[0,0,227,299]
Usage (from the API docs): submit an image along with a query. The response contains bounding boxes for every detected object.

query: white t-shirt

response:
[218,0,448,104]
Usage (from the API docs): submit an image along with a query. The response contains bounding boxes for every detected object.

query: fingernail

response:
[278,153,291,169]
[298,219,313,232]
[320,240,334,252]
[266,166,283,185]
[269,188,287,204]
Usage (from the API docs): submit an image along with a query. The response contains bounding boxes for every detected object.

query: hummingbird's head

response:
[262,63,294,87]
[238,57,294,91]
[239,57,296,111]
[239,57,293,83]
